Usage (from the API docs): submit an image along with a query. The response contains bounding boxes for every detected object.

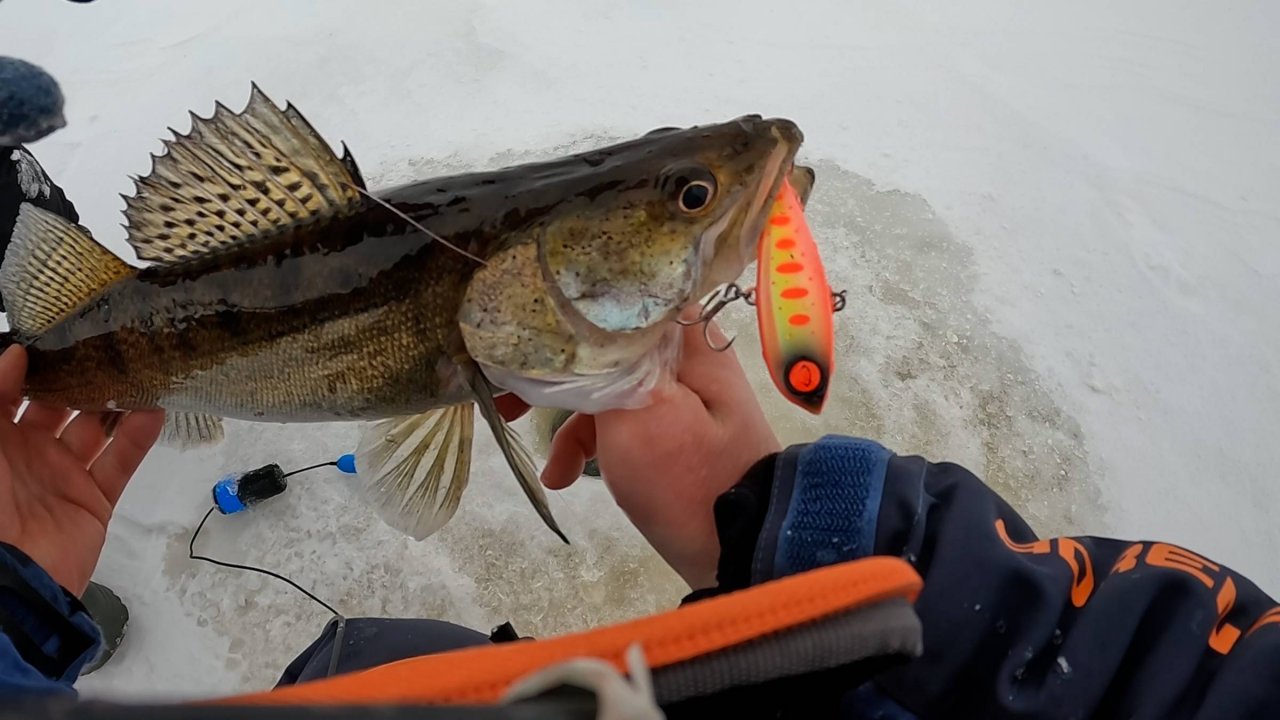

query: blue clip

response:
[336,454,357,474]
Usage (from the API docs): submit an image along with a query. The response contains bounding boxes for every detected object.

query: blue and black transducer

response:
[212,454,357,515]
[212,465,287,515]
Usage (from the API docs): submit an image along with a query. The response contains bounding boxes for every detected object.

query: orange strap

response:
[212,556,921,707]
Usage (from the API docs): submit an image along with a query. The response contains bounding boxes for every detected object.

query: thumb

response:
[675,318,754,414]
[540,412,596,490]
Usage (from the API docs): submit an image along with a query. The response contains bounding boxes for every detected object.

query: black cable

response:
[188,460,351,675]
[283,461,338,478]
[188,506,341,617]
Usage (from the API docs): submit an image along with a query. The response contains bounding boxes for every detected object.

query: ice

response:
[1,0,1277,701]
[716,163,1100,537]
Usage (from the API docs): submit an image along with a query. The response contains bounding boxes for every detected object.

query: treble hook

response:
[677,283,752,352]
[831,289,848,313]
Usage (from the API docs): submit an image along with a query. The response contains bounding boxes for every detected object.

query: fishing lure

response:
[679,177,841,412]
[754,177,837,414]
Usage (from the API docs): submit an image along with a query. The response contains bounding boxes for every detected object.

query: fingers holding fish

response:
[18,401,72,435]
[88,410,164,507]
[674,319,756,419]
[58,411,118,465]
[541,412,597,491]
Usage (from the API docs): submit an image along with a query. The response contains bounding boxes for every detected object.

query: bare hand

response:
[503,318,781,590]
[0,345,164,596]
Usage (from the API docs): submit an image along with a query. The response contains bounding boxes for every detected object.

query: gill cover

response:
[459,115,802,414]
[755,178,835,414]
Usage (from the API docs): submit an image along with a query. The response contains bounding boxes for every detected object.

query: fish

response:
[753,177,836,414]
[0,85,806,543]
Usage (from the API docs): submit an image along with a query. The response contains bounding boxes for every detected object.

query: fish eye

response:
[679,181,714,213]
[664,166,718,215]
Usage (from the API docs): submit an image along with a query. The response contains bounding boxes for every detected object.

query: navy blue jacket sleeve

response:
[0,543,101,695]
[697,435,1280,719]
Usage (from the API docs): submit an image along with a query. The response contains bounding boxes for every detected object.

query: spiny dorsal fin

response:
[0,204,132,337]
[339,143,366,190]
[122,84,364,265]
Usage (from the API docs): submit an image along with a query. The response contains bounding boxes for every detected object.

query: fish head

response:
[536,114,804,334]
[459,115,806,413]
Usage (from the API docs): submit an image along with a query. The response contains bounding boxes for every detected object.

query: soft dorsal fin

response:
[160,412,225,450]
[121,84,365,265]
[0,204,133,337]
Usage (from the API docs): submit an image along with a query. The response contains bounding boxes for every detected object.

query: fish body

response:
[754,177,834,414]
[1,87,805,540]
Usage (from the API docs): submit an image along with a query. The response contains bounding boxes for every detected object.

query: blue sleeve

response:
[706,436,1280,719]
[750,435,890,583]
[0,543,101,695]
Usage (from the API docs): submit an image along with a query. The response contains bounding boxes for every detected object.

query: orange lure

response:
[754,178,835,414]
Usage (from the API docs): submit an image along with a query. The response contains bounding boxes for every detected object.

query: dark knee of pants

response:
[276,617,491,686]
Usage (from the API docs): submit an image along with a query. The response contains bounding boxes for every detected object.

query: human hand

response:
[503,318,781,590]
[0,345,164,596]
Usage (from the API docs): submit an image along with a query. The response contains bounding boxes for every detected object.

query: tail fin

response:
[0,204,132,338]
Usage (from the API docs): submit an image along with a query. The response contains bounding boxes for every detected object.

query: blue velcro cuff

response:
[758,435,891,581]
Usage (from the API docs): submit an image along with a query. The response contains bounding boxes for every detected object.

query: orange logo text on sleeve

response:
[995,519,1279,655]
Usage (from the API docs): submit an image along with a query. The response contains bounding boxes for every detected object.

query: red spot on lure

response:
[754,177,835,414]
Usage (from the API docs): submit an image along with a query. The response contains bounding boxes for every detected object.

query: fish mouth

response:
[704,122,802,288]
[741,125,802,256]
[687,119,802,305]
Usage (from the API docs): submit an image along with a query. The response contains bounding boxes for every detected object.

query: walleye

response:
[0,86,807,542]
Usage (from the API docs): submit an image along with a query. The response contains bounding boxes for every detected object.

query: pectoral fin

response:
[356,405,474,541]
[467,369,569,544]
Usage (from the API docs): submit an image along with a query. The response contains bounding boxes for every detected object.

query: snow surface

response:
[3,0,1278,700]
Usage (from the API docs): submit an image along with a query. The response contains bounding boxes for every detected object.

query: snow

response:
[3,0,1278,701]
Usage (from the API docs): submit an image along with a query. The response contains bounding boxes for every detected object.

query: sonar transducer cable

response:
[188,453,359,675]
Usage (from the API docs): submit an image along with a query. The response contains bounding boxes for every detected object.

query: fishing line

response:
[343,181,489,266]
[188,458,353,675]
